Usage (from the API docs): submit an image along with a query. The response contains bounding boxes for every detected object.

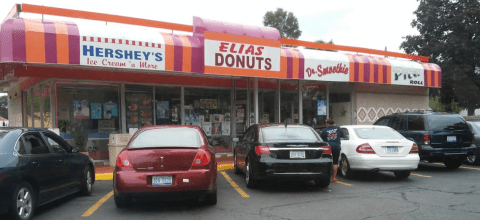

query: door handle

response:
[30,161,39,166]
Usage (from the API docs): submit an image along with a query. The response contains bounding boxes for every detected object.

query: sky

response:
[0,0,422,53]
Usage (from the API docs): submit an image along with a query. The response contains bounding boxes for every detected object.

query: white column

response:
[326,83,330,119]
[152,86,156,125]
[120,83,126,133]
[181,86,185,125]
[30,88,34,127]
[50,80,56,128]
[276,79,280,123]
[350,90,354,125]
[231,81,236,139]
[298,80,303,124]
[246,78,250,127]
[254,78,259,124]
[39,86,44,128]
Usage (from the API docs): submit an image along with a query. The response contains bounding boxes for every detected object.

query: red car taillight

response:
[421,134,430,145]
[319,145,332,154]
[116,151,132,168]
[255,146,271,155]
[356,143,375,154]
[191,149,211,167]
[409,143,419,154]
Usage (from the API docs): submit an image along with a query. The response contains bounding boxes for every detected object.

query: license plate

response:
[290,151,305,158]
[447,136,456,142]
[386,146,398,153]
[152,176,172,186]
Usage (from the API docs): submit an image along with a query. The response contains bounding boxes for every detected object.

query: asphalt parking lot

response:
[4,162,480,220]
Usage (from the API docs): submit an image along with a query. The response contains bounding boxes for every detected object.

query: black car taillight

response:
[421,134,430,145]
[319,145,332,154]
[255,146,272,155]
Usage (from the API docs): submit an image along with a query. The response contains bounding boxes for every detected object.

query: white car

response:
[338,125,420,179]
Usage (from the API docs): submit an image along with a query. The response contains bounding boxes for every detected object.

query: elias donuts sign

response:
[204,31,281,77]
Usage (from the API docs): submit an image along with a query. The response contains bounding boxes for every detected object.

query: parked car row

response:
[2,111,476,219]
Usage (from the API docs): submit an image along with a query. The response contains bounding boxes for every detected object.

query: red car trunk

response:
[127,148,199,172]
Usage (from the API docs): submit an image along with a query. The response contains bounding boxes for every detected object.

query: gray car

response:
[466,121,480,165]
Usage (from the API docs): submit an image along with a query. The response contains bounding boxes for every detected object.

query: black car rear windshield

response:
[262,127,320,142]
[426,115,469,131]
[130,128,202,148]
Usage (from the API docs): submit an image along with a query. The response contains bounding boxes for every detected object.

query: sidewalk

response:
[95,153,234,181]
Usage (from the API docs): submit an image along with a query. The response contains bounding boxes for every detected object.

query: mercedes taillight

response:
[409,143,419,154]
[356,143,375,154]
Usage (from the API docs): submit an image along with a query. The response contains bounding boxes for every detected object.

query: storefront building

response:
[0,4,441,160]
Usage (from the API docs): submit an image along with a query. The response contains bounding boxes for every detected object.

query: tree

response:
[305,39,337,51]
[263,8,302,40]
[400,0,480,115]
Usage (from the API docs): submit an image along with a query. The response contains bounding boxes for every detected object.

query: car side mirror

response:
[232,137,240,142]
[71,146,79,153]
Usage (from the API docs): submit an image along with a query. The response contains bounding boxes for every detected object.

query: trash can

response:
[108,134,132,167]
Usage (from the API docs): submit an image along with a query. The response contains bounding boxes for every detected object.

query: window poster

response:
[225,113,231,122]
[104,101,118,119]
[200,99,218,109]
[185,113,193,123]
[212,122,222,135]
[317,100,327,116]
[194,113,200,122]
[156,101,169,119]
[91,103,102,119]
[222,122,230,135]
[202,122,212,135]
[74,99,90,119]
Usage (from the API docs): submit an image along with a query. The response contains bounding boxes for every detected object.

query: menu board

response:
[126,93,153,129]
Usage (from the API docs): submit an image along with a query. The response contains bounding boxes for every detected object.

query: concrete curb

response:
[95,163,234,181]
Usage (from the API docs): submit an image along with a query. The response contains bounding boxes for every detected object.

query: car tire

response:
[465,153,479,165]
[234,153,241,175]
[314,178,330,187]
[340,156,354,179]
[205,188,217,205]
[80,166,93,196]
[393,171,411,179]
[245,159,258,189]
[114,194,130,208]
[444,159,462,169]
[9,182,35,220]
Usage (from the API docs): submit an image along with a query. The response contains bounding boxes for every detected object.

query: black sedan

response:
[0,128,95,220]
[233,124,332,188]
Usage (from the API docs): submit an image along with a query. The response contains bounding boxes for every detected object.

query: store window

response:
[184,87,231,148]
[155,86,181,125]
[56,83,121,134]
[329,92,351,126]
[125,85,154,131]
[25,90,32,127]
[280,80,299,123]
[42,85,52,128]
[302,83,327,127]
[258,79,277,124]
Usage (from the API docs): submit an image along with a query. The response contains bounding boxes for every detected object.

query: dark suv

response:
[374,112,476,168]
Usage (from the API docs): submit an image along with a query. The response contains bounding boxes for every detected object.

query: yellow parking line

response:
[217,164,234,171]
[460,166,480,171]
[95,173,113,181]
[335,180,352,186]
[82,190,114,217]
[411,173,432,178]
[220,171,249,198]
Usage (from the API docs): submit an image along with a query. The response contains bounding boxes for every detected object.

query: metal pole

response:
[50,80,56,128]
[181,86,185,125]
[326,83,330,120]
[120,83,126,133]
[298,80,303,124]
[152,86,156,125]
[246,78,250,127]
[39,86,44,128]
[254,78,259,124]
[350,90,354,125]
[30,88,34,127]
[276,79,280,123]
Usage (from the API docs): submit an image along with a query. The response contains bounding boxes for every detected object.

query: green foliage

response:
[429,96,464,113]
[263,8,302,40]
[0,95,7,119]
[305,39,337,51]
[74,130,87,152]
[58,119,70,132]
[400,0,480,115]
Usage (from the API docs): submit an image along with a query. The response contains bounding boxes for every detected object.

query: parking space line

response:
[335,181,352,186]
[82,190,114,217]
[411,173,432,178]
[460,166,480,171]
[220,171,249,198]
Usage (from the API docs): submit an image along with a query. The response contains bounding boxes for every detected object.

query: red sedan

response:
[113,125,217,207]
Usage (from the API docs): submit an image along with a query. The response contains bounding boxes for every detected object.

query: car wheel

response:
[234,153,241,175]
[245,159,257,189]
[205,188,217,205]
[114,194,130,208]
[393,171,411,179]
[444,159,462,169]
[9,182,35,220]
[465,153,479,165]
[80,166,93,196]
[340,156,354,179]
[314,178,330,187]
